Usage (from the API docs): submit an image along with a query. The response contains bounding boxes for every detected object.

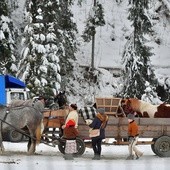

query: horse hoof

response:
[27,152,34,155]
[0,147,5,154]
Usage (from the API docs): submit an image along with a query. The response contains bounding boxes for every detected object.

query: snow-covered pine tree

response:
[17,0,77,97]
[55,0,78,90]
[81,0,105,42]
[81,0,105,71]
[121,0,158,101]
[18,0,61,97]
[0,0,18,75]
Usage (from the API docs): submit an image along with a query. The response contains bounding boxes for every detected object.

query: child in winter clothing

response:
[63,119,79,160]
[126,113,143,160]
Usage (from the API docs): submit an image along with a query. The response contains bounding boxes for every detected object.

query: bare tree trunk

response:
[91,0,96,71]
[91,32,95,71]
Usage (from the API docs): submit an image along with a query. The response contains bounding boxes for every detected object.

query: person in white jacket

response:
[62,104,78,129]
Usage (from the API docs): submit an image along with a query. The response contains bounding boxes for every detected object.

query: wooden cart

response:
[41,98,170,157]
[42,109,67,143]
[41,109,86,155]
[78,116,170,157]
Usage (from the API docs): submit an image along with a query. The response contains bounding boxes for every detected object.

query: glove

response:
[85,119,93,125]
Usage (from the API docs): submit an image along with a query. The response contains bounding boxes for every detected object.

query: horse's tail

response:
[35,119,43,144]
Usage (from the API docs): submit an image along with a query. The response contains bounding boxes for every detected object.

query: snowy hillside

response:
[72,0,131,68]
[67,0,170,106]
[72,0,170,73]
[12,0,170,107]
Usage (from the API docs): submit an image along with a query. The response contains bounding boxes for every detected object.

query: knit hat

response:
[66,119,75,128]
[96,108,105,114]
[127,113,135,120]
[70,104,77,110]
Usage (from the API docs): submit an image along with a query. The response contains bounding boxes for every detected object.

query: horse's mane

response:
[8,99,44,112]
[34,101,44,112]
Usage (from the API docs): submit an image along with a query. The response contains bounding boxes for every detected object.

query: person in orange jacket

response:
[126,113,143,160]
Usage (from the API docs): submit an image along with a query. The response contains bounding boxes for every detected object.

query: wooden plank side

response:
[78,117,86,124]
[78,124,90,138]
[43,109,68,128]
[139,118,170,125]
[43,117,65,128]
[43,109,68,117]
[78,116,170,139]
[107,117,170,126]
[79,116,170,126]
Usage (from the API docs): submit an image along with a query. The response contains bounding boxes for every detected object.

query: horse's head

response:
[55,91,67,108]
[120,98,134,115]
[120,98,142,116]
[120,98,132,108]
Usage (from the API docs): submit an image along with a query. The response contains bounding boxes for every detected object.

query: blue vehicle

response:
[0,74,30,142]
[0,74,29,106]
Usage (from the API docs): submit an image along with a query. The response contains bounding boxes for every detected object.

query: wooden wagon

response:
[41,97,170,157]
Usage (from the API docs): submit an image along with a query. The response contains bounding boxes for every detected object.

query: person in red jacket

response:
[63,119,79,160]
[126,113,143,160]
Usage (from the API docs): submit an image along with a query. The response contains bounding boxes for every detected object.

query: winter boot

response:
[126,155,134,160]
[64,154,74,160]
[92,154,100,160]
[136,152,143,160]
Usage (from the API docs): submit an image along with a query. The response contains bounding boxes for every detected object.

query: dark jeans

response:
[91,138,102,156]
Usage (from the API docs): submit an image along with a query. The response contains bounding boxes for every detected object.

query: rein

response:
[0,108,9,134]
[0,116,37,140]
[0,115,55,147]
[117,105,126,117]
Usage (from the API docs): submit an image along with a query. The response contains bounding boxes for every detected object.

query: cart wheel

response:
[74,137,86,156]
[151,138,157,155]
[8,130,24,142]
[58,137,65,154]
[58,137,85,156]
[154,136,170,157]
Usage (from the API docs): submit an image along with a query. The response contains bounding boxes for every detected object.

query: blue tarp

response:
[0,75,26,105]
[0,75,6,105]
[5,75,26,88]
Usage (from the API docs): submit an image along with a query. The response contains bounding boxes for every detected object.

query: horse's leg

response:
[27,137,36,155]
[0,129,5,154]
[27,121,42,155]
[27,129,36,155]
[27,137,31,151]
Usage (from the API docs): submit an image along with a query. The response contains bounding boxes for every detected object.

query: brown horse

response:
[0,101,43,154]
[121,98,170,118]
[155,103,170,118]
[119,98,143,117]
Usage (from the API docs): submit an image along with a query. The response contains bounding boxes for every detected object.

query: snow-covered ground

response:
[0,141,170,170]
